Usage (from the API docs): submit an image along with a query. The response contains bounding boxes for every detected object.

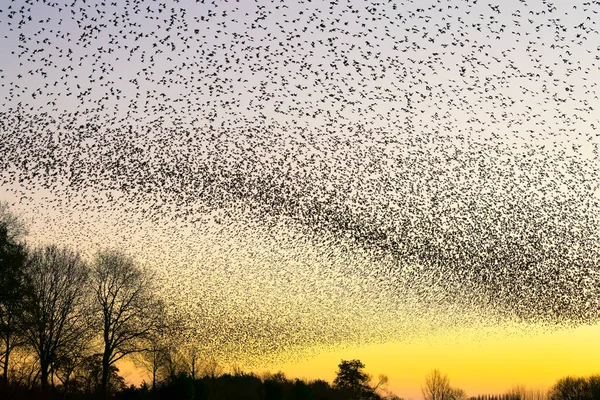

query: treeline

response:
[0,202,167,399]
[115,367,399,400]
[1,203,400,400]
[468,394,539,400]
[465,375,600,400]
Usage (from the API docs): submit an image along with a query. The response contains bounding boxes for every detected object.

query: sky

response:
[1,0,600,398]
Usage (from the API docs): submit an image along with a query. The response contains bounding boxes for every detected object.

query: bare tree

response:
[180,344,202,380]
[134,314,191,388]
[53,333,92,399]
[422,369,461,400]
[202,356,224,379]
[450,388,468,400]
[69,354,127,397]
[91,249,164,397]
[547,375,600,400]
[507,384,548,400]
[370,374,394,399]
[134,338,167,389]
[20,245,92,393]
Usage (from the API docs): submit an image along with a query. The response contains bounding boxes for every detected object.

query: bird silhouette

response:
[0,0,599,366]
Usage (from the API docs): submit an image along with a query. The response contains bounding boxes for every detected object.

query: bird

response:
[0,0,599,367]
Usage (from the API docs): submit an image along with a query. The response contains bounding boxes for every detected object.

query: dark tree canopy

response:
[549,375,600,400]
[333,359,373,400]
[0,221,27,384]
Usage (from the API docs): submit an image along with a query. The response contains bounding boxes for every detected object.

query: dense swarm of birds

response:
[1,0,599,366]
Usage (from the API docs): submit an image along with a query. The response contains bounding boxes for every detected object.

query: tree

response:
[180,344,202,379]
[333,359,373,400]
[451,388,468,400]
[202,356,225,379]
[133,311,183,389]
[53,330,94,398]
[0,220,27,385]
[70,354,126,397]
[548,375,600,400]
[20,245,92,393]
[586,375,600,399]
[422,369,464,400]
[91,249,164,397]
[0,202,28,243]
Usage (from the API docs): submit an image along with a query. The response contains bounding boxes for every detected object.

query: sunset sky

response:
[1,0,599,398]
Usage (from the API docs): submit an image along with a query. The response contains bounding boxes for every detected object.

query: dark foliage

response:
[548,375,600,400]
[333,359,376,400]
[0,368,388,400]
[0,222,27,385]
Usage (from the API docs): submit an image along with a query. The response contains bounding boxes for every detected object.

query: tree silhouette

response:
[333,359,373,400]
[179,344,202,380]
[422,369,464,400]
[20,245,92,393]
[0,202,28,243]
[0,221,27,385]
[91,249,164,397]
[71,354,127,396]
[134,317,188,390]
[548,375,600,400]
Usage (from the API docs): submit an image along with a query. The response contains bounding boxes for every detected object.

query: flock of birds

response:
[1,0,600,366]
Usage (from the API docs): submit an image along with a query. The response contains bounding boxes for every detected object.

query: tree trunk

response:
[152,365,156,390]
[40,359,49,394]
[1,337,8,384]
[101,349,110,398]
[1,314,12,385]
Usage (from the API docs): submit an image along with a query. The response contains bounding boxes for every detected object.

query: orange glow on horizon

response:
[118,323,600,399]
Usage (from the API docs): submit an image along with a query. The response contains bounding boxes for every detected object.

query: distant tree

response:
[157,315,190,383]
[548,376,586,399]
[333,359,374,400]
[202,356,225,379]
[134,312,189,388]
[179,344,202,379]
[135,339,164,390]
[548,375,600,400]
[370,374,390,398]
[160,342,184,383]
[0,219,27,385]
[422,369,462,400]
[71,353,126,397]
[20,245,92,393]
[91,249,164,397]
[506,384,547,400]
[451,388,468,400]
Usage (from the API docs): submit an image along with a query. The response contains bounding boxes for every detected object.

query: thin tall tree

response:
[0,203,28,385]
[0,222,27,384]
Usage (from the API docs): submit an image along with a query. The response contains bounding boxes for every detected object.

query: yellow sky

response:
[118,322,600,399]
[266,323,600,399]
[5,191,600,399]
